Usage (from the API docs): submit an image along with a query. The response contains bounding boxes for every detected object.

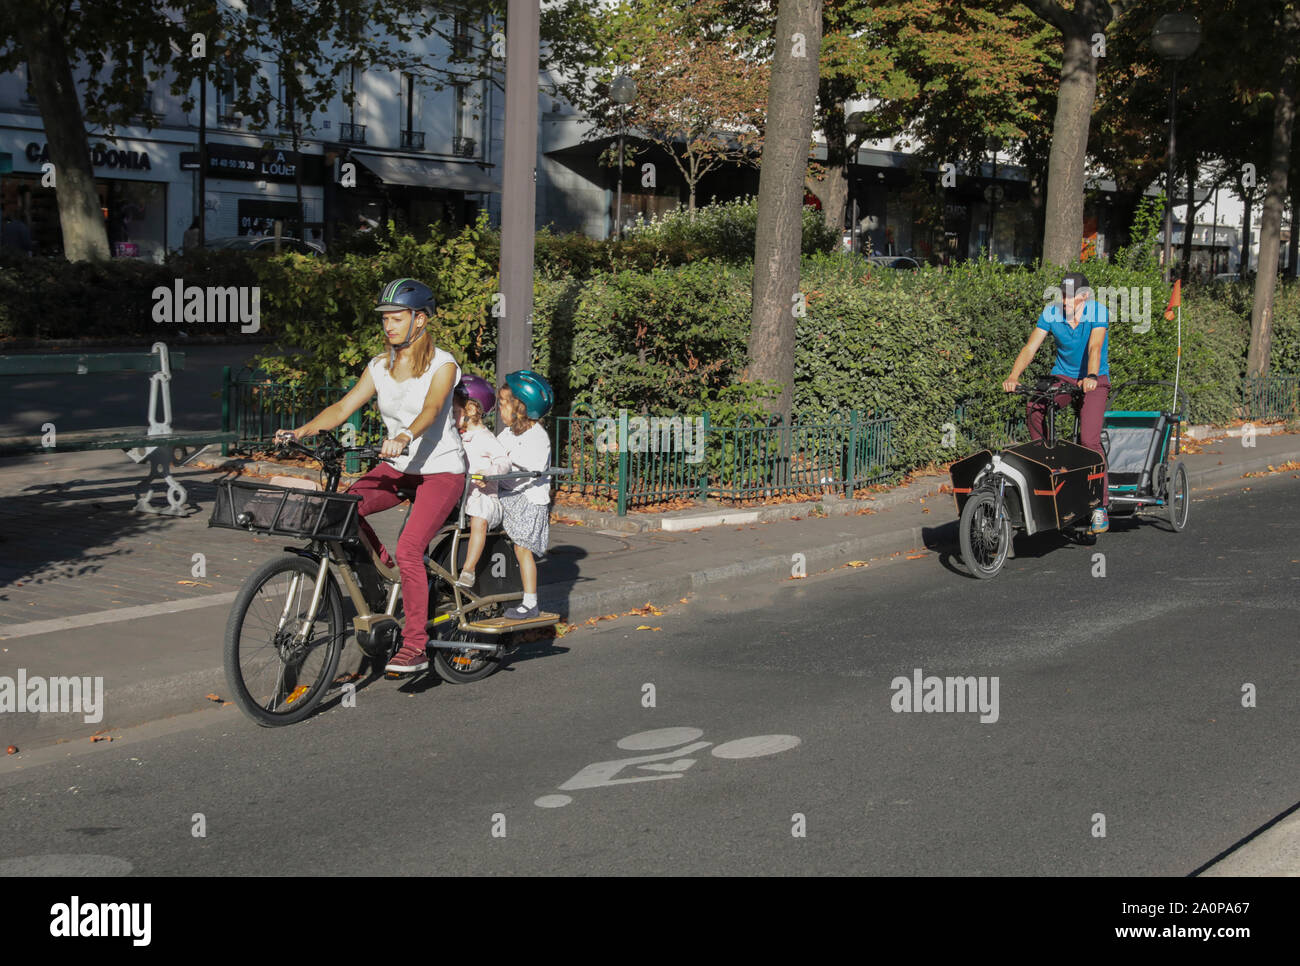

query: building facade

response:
[0,9,503,260]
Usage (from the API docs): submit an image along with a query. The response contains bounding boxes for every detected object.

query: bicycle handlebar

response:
[272,430,407,465]
[1011,379,1087,403]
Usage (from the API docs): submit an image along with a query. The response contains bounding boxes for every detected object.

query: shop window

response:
[217,64,241,126]
[453,84,476,156]
[278,68,297,132]
[452,15,473,59]
[401,73,423,149]
[21,64,39,105]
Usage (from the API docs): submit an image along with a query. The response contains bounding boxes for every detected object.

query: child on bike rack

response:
[454,374,511,590]
[495,370,554,620]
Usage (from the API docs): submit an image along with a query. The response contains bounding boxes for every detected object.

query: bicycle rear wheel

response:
[224,553,345,726]
[432,602,508,684]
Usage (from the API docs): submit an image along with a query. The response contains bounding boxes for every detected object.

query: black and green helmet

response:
[375,278,435,356]
[375,277,435,316]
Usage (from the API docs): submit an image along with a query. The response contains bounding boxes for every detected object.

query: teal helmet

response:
[504,369,554,419]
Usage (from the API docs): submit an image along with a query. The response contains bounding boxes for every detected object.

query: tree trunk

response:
[809,79,851,234]
[1039,29,1097,267]
[1024,0,1113,268]
[1107,187,1145,252]
[1288,188,1300,278]
[748,0,822,419]
[16,3,110,262]
[1248,8,1299,379]
[1240,191,1253,276]
[807,161,848,236]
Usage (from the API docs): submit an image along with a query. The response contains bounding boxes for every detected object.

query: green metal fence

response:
[1241,373,1300,422]
[223,373,902,513]
[221,366,387,473]
[553,405,896,514]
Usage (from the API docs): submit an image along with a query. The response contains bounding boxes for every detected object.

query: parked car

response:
[865,255,921,270]
[205,235,325,256]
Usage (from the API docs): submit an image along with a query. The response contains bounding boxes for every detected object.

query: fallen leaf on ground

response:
[635,625,661,631]
[90,734,114,743]
[845,561,868,567]
[906,553,927,560]
[205,693,224,703]
[176,579,212,588]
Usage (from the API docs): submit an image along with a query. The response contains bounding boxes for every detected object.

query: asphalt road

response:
[1,473,1296,875]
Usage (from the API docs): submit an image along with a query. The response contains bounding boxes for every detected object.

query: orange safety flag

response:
[1163,279,1182,320]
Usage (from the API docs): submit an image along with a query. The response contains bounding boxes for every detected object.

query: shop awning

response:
[351,152,500,193]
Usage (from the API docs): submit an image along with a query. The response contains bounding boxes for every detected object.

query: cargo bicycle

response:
[950,377,1106,579]
[209,429,566,726]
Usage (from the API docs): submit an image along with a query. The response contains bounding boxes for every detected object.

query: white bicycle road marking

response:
[711,734,802,759]
[616,727,704,751]
[535,727,800,808]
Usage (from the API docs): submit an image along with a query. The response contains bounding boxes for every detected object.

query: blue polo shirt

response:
[1035,299,1109,378]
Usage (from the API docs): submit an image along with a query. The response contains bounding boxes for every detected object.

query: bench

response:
[0,342,238,516]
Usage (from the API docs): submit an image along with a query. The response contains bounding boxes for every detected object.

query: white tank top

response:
[368,348,467,475]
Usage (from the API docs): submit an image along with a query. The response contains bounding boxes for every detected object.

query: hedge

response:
[4,204,1298,484]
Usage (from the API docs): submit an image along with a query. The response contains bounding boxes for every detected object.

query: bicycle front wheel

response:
[224,553,345,726]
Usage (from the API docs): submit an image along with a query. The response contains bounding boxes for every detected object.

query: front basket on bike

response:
[209,479,363,540]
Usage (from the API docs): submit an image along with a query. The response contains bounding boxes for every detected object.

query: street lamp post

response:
[984,136,1002,261]
[845,111,868,254]
[610,74,636,241]
[1152,13,1201,284]
[498,0,542,383]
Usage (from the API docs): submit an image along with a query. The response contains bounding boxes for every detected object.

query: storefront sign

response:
[204,143,324,185]
[25,142,152,171]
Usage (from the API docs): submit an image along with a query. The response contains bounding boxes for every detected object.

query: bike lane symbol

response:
[534,727,800,808]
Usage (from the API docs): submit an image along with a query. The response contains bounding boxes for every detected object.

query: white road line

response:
[0,593,238,639]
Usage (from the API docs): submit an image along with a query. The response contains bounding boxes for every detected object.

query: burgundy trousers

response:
[347,464,465,650]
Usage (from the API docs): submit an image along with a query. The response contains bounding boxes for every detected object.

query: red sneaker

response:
[385,643,429,675]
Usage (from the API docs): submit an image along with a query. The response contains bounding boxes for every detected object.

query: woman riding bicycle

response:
[1002,271,1111,533]
[276,277,467,674]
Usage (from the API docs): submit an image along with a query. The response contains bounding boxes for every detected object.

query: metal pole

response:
[198,59,207,247]
[989,151,998,261]
[615,124,624,240]
[1162,65,1178,284]
[497,0,540,383]
[1212,182,1220,274]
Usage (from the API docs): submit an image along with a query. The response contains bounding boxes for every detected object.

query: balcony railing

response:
[339,122,366,144]
[217,112,243,127]
[401,129,425,151]
[453,136,477,158]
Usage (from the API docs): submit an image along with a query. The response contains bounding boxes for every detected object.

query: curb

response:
[550,477,951,532]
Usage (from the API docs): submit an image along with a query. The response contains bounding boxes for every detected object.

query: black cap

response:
[1061,271,1090,298]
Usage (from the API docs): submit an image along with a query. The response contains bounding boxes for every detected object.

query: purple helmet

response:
[457,373,496,414]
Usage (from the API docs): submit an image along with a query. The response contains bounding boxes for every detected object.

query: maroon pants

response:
[1025,375,1110,507]
[347,464,465,650]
